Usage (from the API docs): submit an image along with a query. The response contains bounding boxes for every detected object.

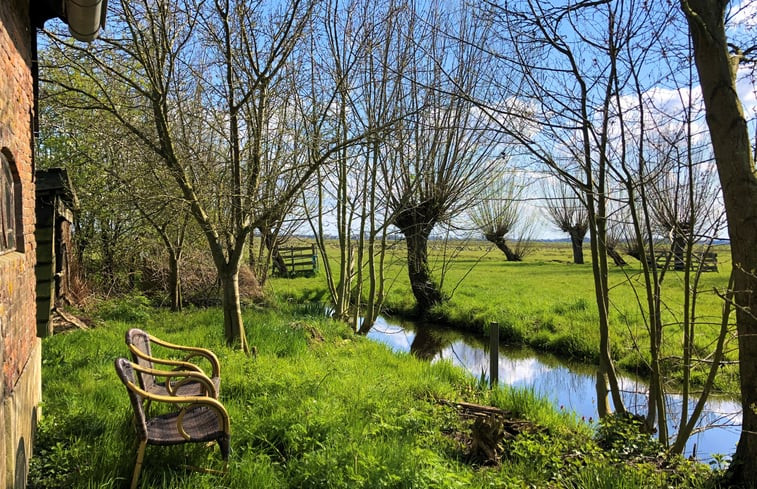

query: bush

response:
[595,413,663,460]
[93,293,152,323]
[140,248,263,307]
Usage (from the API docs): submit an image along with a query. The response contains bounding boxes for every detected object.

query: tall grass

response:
[31,299,713,488]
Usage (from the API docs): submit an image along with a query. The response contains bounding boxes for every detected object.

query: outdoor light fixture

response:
[64,0,107,42]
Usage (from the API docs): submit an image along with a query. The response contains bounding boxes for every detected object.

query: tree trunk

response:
[595,370,610,418]
[402,225,443,315]
[167,250,182,312]
[263,230,287,277]
[606,246,626,266]
[671,273,733,453]
[683,0,757,482]
[100,226,117,284]
[359,220,388,335]
[219,268,249,353]
[485,233,521,261]
[587,213,627,419]
[671,225,688,271]
[568,228,585,264]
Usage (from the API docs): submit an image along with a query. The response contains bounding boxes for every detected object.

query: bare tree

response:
[588,0,733,449]
[543,181,589,264]
[469,177,527,261]
[244,77,311,284]
[472,0,731,433]
[646,133,723,270]
[472,0,673,420]
[298,0,407,330]
[383,2,503,316]
[462,0,736,455]
[307,0,372,324]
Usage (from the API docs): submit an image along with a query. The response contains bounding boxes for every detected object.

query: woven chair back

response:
[114,357,149,441]
[125,328,157,391]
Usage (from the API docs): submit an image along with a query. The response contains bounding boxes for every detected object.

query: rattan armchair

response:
[114,357,230,489]
[125,328,221,399]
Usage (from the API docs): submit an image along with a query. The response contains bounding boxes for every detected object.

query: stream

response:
[366,315,741,462]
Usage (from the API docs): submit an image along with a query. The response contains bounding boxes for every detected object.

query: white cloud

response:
[730,0,757,29]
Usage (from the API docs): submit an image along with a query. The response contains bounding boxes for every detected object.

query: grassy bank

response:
[31,298,714,488]
[270,241,737,394]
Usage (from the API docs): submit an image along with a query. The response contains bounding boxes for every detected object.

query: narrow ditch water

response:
[366,315,741,462]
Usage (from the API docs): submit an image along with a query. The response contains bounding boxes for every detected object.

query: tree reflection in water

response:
[409,325,449,360]
[367,315,741,461]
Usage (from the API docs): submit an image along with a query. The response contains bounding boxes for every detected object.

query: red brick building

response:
[1,2,39,487]
[1,2,104,487]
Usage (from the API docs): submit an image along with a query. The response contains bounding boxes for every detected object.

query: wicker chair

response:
[125,328,221,399]
[114,357,230,489]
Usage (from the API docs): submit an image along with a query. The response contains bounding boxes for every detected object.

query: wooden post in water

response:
[489,322,499,389]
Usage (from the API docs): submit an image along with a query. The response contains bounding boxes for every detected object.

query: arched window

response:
[0,151,17,253]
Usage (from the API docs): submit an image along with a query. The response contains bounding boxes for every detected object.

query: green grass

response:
[270,241,738,394]
[30,299,716,488]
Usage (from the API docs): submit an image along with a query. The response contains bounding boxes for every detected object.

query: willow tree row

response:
[461,0,753,482]
[303,1,508,330]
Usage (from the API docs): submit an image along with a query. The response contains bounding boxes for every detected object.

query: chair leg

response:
[131,441,147,489]
[219,436,230,460]
[220,437,230,474]
[183,437,230,475]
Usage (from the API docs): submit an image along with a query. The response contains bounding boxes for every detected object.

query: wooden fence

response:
[272,244,318,277]
[648,250,718,272]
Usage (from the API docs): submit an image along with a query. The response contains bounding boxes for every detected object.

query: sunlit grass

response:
[270,240,737,394]
[31,300,713,488]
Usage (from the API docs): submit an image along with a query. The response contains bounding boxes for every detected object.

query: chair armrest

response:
[176,402,230,440]
[128,344,208,376]
[147,334,222,379]
[125,380,230,436]
[130,363,218,398]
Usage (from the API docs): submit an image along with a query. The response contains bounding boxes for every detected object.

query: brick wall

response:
[0,0,42,487]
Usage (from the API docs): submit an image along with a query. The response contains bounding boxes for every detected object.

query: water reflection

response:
[368,316,741,461]
[410,325,447,361]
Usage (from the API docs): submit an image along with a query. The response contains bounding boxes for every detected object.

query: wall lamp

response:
[64,0,107,42]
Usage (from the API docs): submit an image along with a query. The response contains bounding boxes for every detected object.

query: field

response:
[270,240,738,394]
[30,298,713,488]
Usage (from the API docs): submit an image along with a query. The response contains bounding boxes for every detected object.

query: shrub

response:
[595,413,664,460]
[140,248,263,307]
[92,293,152,323]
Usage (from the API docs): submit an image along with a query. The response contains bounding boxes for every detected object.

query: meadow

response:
[30,297,715,488]
[270,240,738,394]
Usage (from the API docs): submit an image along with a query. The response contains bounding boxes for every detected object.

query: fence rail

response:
[647,250,718,272]
[272,244,318,277]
